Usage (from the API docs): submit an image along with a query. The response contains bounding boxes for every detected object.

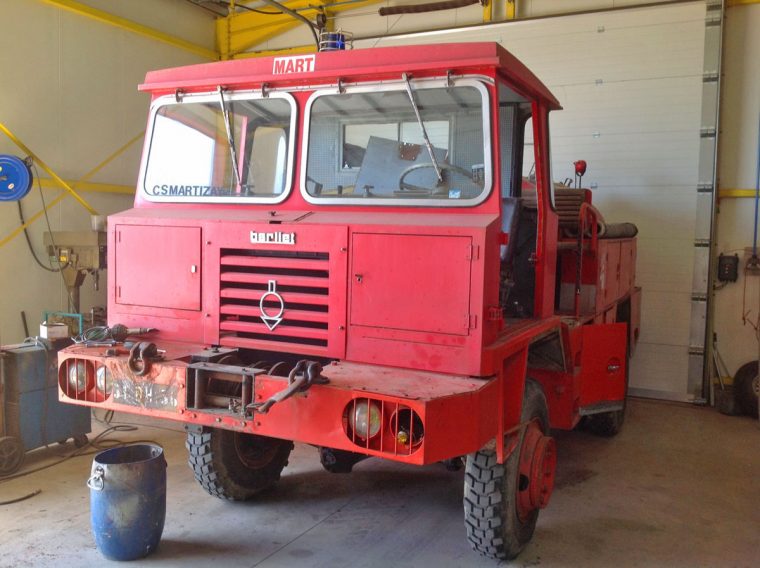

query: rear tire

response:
[186,427,293,501]
[0,436,24,476]
[584,408,625,437]
[734,361,759,418]
[464,380,553,560]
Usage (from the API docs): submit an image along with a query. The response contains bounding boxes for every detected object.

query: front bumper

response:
[58,341,498,465]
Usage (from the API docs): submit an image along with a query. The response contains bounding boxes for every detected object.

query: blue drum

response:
[88,444,166,561]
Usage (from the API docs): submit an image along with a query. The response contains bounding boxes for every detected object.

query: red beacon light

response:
[574,160,587,188]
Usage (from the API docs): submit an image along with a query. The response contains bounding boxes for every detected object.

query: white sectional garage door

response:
[356,2,707,400]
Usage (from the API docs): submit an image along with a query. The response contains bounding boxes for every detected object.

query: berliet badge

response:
[260,280,284,331]
[250,231,296,245]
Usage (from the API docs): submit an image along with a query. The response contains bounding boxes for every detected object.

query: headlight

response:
[348,400,381,439]
[68,360,89,392]
[96,366,112,395]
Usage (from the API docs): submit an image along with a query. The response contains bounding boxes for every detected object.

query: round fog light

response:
[68,360,90,393]
[348,400,381,439]
[96,366,113,395]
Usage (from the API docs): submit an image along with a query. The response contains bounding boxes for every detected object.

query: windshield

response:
[302,80,491,205]
[143,93,294,203]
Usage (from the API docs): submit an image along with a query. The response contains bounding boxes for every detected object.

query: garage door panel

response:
[637,290,691,346]
[549,79,703,136]
[366,4,705,86]
[589,186,696,240]
[629,342,690,395]
[551,132,700,186]
[635,238,695,293]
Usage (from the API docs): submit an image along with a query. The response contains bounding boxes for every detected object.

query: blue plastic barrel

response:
[88,444,166,561]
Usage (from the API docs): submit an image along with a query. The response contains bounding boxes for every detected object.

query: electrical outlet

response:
[744,247,760,275]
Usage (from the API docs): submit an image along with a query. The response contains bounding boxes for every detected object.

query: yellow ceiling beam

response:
[233,44,316,59]
[483,0,493,22]
[37,179,135,195]
[506,0,516,19]
[727,0,760,5]
[38,0,219,60]
[217,0,384,59]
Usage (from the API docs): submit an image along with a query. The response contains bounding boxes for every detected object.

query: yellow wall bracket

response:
[217,0,384,60]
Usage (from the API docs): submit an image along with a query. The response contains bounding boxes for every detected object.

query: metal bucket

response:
[87,444,166,561]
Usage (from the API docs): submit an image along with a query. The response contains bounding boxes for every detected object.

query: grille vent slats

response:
[219,248,330,351]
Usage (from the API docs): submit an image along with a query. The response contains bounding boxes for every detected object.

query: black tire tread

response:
[584,409,625,437]
[464,380,549,560]
[186,428,292,501]
[734,361,759,418]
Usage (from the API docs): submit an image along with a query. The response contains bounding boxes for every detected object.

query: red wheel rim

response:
[516,419,557,522]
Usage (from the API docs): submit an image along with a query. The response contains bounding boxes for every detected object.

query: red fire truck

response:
[58,43,640,559]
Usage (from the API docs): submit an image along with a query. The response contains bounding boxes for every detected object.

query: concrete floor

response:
[1,398,758,568]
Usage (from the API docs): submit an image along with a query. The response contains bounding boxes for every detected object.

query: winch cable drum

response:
[0,155,33,201]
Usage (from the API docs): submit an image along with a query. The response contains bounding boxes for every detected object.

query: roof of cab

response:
[140,42,560,110]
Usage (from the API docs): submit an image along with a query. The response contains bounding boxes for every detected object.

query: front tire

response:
[186,427,293,501]
[464,380,555,560]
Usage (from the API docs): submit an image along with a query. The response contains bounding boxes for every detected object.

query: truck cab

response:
[58,43,639,560]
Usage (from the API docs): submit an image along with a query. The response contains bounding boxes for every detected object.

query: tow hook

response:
[127,342,164,376]
[249,360,328,414]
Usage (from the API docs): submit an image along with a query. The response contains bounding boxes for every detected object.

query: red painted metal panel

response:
[115,225,201,311]
[140,43,561,110]
[599,241,619,310]
[578,323,627,407]
[630,287,642,355]
[350,233,472,336]
[619,239,637,295]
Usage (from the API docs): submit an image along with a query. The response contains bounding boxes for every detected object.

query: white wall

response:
[713,4,760,376]
[0,0,212,343]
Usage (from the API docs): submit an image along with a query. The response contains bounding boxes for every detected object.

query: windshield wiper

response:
[401,73,443,184]
[217,86,243,191]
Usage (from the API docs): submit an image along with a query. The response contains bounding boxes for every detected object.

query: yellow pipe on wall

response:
[38,0,219,60]
[719,189,759,198]
[0,122,98,215]
[37,179,135,195]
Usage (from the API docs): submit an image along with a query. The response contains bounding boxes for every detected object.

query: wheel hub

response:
[516,419,556,521]
[233,433,279,469]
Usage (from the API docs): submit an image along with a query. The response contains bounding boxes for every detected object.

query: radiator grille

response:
[219,248,330,353]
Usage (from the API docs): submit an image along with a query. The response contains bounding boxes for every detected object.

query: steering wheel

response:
[305,175,323,196]
[397,162,475,195]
